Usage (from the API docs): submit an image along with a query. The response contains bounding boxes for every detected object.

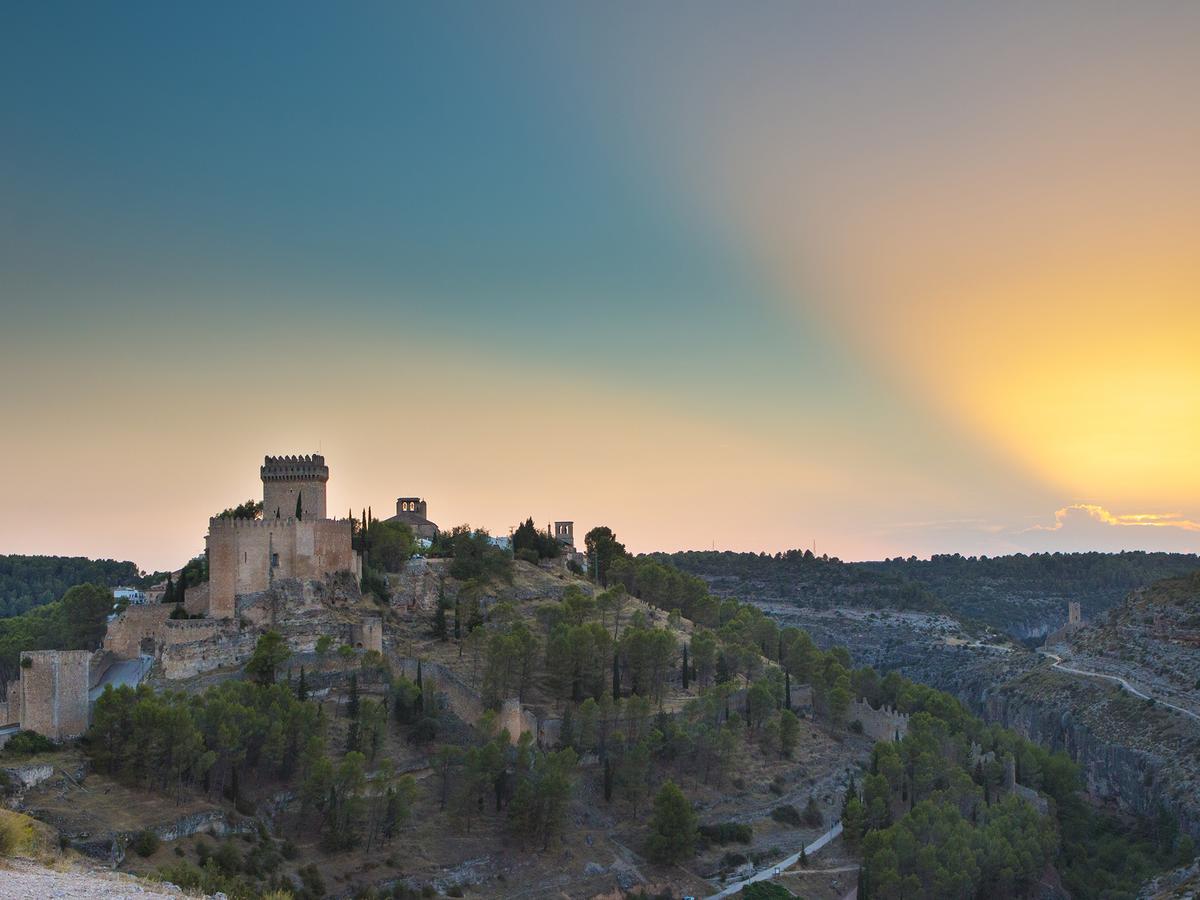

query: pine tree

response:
[162,573,174,604]
[644,781,699,864]
[295,491,303,520]
[612,652,621,700]
[298,667,308,702]
[785,670,792,710]
[681,644,690,691]
[348,673,360,719]
[176,578,185,608]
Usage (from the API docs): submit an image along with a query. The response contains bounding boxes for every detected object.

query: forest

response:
[0,554,141,618]
[0,583,118,681]
[661,548,1200,632]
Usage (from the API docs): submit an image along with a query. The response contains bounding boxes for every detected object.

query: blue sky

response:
[3,3,1199,568]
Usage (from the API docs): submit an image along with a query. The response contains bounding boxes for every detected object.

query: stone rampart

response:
[103,603,174,658]
[19,650,92,740]
[207,516,358,618]
[851,698,909,742]
[0,677,21,726]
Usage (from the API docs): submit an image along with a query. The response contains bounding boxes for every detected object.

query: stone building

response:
[17,650,92,741]
[206,454,361,618]
[553,521,575,550]
[388,496,439,540]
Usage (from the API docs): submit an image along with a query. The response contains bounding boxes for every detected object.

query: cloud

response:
[1014,504,1200,554]
[1027,504,1200,533]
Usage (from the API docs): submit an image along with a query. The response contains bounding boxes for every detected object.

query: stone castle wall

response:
[350,616,383,653]
[0,677,21,726]
[851,698,909,742]
[207,517,359,618]
[19,650,92,740]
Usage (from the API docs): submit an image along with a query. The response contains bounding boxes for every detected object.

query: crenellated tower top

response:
[261,453,328,520]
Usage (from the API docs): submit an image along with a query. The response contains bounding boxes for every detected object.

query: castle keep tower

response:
[262,454,328,520]
[206,454,358,619]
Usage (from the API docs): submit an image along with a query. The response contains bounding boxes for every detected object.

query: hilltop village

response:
[2,454,585,745]
[0,454,1196,900]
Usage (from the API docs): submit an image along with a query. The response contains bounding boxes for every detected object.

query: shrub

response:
[802,795,824,827]
[771,804,803,827]
[698,822,753,845]
[281,839,298,860]
[2,730,56,755]
[132,829,160,857]
[720,851,748,870]
[515,548,540,565]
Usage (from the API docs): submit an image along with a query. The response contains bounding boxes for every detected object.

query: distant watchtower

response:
[1068,601,1082,626]
[261,454,328,521]
[554,521,575,549]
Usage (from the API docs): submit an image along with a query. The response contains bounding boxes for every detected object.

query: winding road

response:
[706,821,843,899]
[1041,652,1200,725]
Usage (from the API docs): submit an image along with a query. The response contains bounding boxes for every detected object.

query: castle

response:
[205,455,361,618]
[1044,601,1084,647]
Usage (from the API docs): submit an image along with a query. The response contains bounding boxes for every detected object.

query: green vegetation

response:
[0,582,120,680]
[645,780,699,863]
[512,517,562,562]
[662,548,1200,632]
[0,554,141,618]
[844,670,1191,899]
[216,499,263,520]
[1,730,56,756]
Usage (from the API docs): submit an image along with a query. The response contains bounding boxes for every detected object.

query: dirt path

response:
[706,821,843,899]
[0,857,201,899]
[1042,652,1200,725]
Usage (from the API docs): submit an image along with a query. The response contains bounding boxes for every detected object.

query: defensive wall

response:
[19,650,92,741]
[207,516,359,618]
[850,698,910,742]
[0,677,21,727]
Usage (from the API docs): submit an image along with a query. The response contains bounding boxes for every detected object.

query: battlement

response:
[208,515,353,529]
[851,698,910,742]
[261,454,328,482]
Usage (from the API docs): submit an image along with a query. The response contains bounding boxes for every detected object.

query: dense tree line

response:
[661,548,1200,631]
[842,669,1193,898]
[0,554,141,618]
[512,517,562,563]
[0,583,118,681]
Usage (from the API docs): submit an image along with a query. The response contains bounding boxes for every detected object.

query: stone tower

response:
[554,521,575,549]
[1068,601,1082,625]
[261,454,328,521]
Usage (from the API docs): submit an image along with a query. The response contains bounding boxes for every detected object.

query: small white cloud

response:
[1016,504,1200,553]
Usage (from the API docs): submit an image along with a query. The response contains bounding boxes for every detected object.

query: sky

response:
[2,3,1199,571]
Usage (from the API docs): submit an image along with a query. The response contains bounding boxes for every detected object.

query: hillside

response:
[0,554,143,618]
[662,549,1200,639]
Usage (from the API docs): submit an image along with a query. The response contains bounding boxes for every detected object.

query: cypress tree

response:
[435,602,447,641]
[176,578,185,608]
[681,644,690,690]
[162,573,174,604]
[785,670,792,710]
[454,599,461,641]
[297,667,308,701]
[348,673,360,719]
[416,659,423,691]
